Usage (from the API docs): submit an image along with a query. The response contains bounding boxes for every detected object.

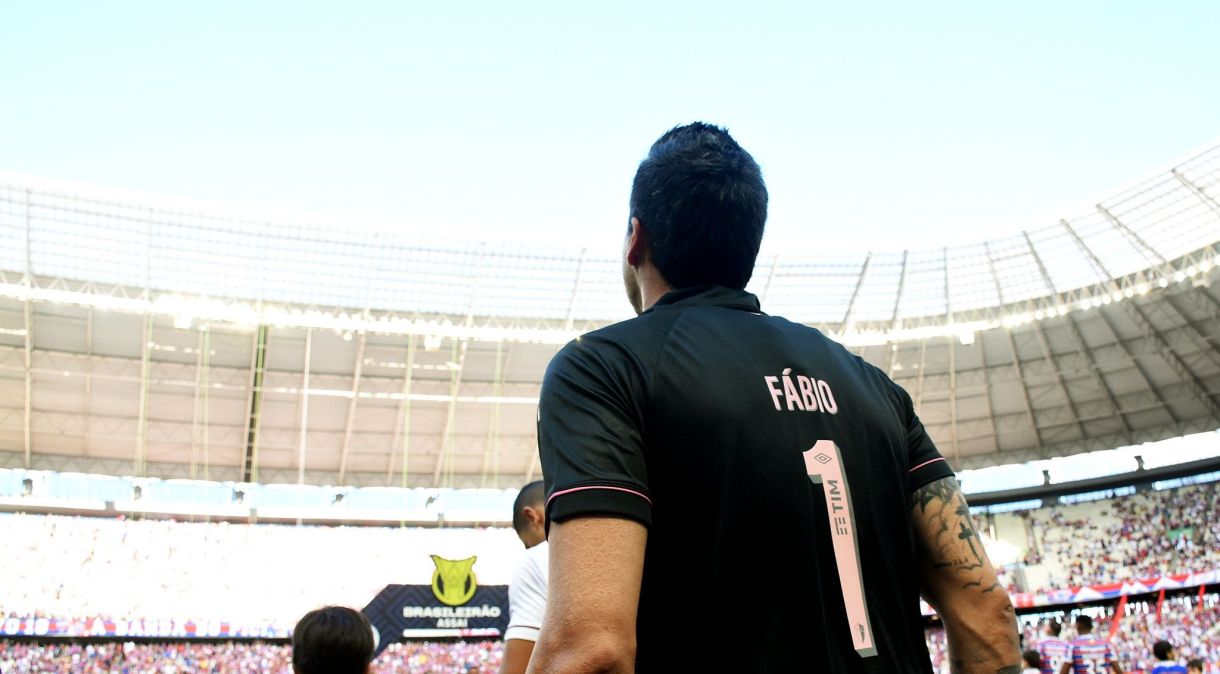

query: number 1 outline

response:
[804,439,878,658]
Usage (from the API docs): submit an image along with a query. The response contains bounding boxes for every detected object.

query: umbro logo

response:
[814,453,832,464]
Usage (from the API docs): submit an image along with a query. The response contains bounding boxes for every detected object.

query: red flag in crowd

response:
[1108,594,1127,642]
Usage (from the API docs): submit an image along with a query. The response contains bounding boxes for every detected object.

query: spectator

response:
[1152,640,1187,674]
[292,606,374,674]
[1024,649,1043,674]
[500,481,548,674]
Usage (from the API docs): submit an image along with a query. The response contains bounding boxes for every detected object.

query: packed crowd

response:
[1025,482,1220,588]
[2,482,1217,633]
[0,640,503,673]
[4,596,1216,674]
[925,594,1219,674]
[0,513,520,626]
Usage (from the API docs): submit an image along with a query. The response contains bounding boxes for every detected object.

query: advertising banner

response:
[362,555,509,656]
[919,569,1220,616]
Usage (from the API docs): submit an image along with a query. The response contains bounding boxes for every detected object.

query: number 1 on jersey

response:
[804,440,878,658]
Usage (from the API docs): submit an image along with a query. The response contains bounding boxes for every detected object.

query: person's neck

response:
[636,265,672,312]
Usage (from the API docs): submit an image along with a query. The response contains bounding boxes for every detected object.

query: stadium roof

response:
[0,142,1217,487]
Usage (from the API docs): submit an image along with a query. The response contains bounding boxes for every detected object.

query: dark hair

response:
[1047,619,1062,636]
[629,122,767,290]
[1186,658,1204,671]
[292,606,374,674]
[1023,649,1042,669]
[512,480,545,534]
[1075,614,1093,631]
[1154,640,1174,660]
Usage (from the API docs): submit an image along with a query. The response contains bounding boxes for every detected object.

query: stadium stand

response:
[927,594,1220,673]
[973,482,1220,595]
[1026,483,1219,589]
[3,594,1216,673]
[1,477,1216,634]
[0,513,520,627]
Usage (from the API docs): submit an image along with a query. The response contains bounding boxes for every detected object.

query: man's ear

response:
[626,217,647,267]
[525,503,546,528]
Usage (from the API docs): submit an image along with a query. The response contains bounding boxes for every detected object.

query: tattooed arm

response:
[912,476,1021,674]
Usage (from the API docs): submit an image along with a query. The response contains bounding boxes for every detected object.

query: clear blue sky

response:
[2,1,1217,255]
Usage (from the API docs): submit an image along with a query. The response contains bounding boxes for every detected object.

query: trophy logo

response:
[430,555,478,606]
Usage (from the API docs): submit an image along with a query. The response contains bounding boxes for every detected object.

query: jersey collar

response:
[645,285,763,314]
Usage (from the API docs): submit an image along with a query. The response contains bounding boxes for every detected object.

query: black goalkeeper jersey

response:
[538,286,954,673]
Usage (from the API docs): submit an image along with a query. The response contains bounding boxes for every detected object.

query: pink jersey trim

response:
[548,485,652,506]
[909,457,947,473]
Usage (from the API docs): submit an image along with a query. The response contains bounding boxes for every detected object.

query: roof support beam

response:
[134,315,153,477]
[563,249,588,331]
[240,325,269,483]
[525,448,540,484]
[1119,300,1220,423]
[886,251,909,378]
[982,241,1008,305]
[947,334,959,462]
[84,308,94,460]
[1064,215,1217,423]
[1191,285,1220,323]
[1003,328,1045,458]
[1173,169,1220,219]
[1096,205,1174,279]
[337,331,368,485]
[1061,219,1118,292]
[432,246,485,488]
[760,253,781,307]
[292,328,313,525]
[480,342,506,488]
[434,339,468,488]
[942,247,952,321]
[975,332,1000,454]
[1092,308,1180,425]
[22,292,32,468]
[201,327,212,480]
[22,188,32,468]
[840,253,872,328]
[914,339,928,409]
[388,334,416,488]
[1022,232,1061,301]
[190,326,205,479]
[1061,312,1134,441]
[1057,215,1188,425]
[1029,319,1087,442]
[1156,293,1220,372]
[297,328,313,487]
[1019,231,1130,437]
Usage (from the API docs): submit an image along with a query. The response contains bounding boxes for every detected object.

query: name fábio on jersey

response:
[764,368,839,414]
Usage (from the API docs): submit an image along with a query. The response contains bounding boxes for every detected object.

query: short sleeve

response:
[504,547,547,642]
[538,338,652,529]
[892,379,955,491]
